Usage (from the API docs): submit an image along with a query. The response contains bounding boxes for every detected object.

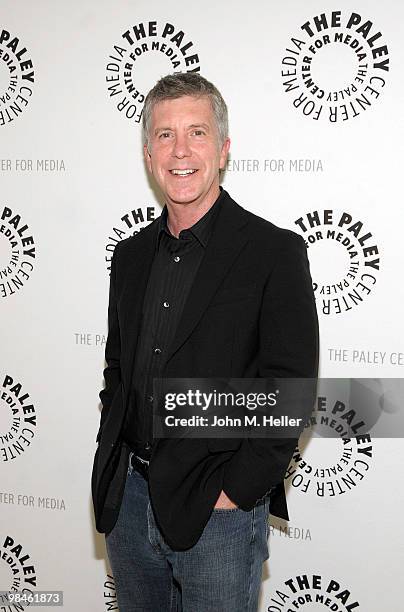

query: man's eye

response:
[159,132,171,138]
[192,130,205,136]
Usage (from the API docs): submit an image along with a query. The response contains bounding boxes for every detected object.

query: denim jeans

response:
[105,452,271,612]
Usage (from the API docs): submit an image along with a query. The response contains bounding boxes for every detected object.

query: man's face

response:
[144,95,230,208]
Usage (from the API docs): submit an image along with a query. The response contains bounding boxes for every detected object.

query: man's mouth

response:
[169,169,198,176]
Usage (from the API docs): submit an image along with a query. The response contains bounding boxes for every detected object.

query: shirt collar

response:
[156,186,225,251]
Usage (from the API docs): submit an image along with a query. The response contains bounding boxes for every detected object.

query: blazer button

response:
[144,442,151,450]
[111,442,115,447]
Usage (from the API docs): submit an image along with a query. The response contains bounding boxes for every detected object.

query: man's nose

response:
[172,134,191,158]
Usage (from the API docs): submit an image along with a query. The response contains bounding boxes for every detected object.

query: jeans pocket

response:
[212,506,240,513]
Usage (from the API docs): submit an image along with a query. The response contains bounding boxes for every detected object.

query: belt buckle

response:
[132,454,149,480]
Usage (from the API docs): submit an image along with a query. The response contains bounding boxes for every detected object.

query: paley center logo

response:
[285,380,374,499]
[281,10,389,122]
[0,534,38,605]
[294,209,380,316]
[0,28,35,126]
[102,574,118,611]
[0,374,37,462]
[106,21,200,123]
[267,573,360,610]
[0,205,36,298]
[105,205,159,273]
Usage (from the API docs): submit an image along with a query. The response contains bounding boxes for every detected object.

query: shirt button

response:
[153,347,162,354]
[147,395,154,403]
[173,256,180,262]
[163,301,170,308]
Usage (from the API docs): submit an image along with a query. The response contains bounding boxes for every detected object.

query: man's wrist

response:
[214,489,239,509]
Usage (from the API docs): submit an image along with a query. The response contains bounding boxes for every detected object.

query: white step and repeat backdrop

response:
[1,0,403,610]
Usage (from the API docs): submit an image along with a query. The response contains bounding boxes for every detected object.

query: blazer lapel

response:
[163,191,250,367]
[119,220,159,389]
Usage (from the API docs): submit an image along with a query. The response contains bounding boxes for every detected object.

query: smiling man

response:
[92,73,319,612]
[144,94,229,227]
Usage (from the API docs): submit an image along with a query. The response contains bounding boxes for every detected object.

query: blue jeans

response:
[105,452,271,612]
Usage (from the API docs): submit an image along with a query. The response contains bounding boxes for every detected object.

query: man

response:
[91,73,318,611]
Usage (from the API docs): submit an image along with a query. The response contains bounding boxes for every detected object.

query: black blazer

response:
[91,190,319,551]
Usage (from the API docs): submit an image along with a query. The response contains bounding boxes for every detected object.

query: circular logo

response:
[281,10,389,123]
[105,205,158,273]
[106,21,200,123]
[0,28,35,126]
[0,374,37,462]
[103,574,118,610]
[0,535,38,607]
[267,573,360,610]
[294,209,380,316]
[285,382,374,499]
[0,205,36,298]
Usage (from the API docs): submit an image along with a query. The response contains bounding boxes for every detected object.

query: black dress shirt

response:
[121,187,225,460]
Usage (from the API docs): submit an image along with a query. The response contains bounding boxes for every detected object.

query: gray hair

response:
[142,73,228,148]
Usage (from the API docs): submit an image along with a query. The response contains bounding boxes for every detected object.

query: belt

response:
[130,453,149,481]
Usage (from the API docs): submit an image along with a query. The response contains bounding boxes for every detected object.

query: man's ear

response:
[219,137,231,170]
[144,143,152,174]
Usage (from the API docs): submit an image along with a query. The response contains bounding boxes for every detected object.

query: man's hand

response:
[214,490,238,509]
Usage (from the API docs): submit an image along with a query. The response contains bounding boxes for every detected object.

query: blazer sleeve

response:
[222,233,319,509]
[96,242,122,443]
